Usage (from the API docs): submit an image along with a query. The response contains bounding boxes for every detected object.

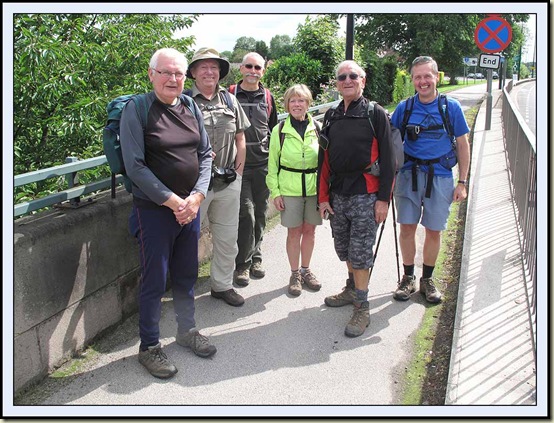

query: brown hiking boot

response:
[420,277,442,303]
[344,301,370,337]
[324,279,356,307]
[288,271,302,296]
[233,267,250,287]
[301,268,321,291]
[211,288,245,307]
[250,261,266,279]
[393,274,416,301]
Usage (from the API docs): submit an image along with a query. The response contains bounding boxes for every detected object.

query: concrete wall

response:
[13,186,272,394]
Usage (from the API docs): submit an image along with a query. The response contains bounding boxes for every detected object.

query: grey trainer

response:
[301,268,321,291]
[393,274,416,301]
[250,261,266,279]
[324,279,356,307]
[138,343,177,379]
[233,267,250,287]
[288,271,302,296]
[420,277,442,303]
[345,301,370,337]
[176,328,217,358]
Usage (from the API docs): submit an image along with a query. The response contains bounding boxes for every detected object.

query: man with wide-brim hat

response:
[186,47,230,80]
[184,47,250,308]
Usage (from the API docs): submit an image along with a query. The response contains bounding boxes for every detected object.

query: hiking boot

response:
[420,277,442,303]
[301,268,321,291]
[250,261,266,279]
[176,328,217,358]
[288,271,302,296]
[324,279,356,307]
[344,301,370,338]
[233,267,250,287]
[211,288,245,307]
[138,343,177,379]
[393,274,416,301]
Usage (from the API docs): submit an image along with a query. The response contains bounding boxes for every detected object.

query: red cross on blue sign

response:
[474,16,512,53]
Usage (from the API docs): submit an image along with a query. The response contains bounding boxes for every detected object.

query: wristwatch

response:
[458,180,467,186]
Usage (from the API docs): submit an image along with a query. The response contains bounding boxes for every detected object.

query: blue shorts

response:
[394,170,454,231]
[330,193,378,269]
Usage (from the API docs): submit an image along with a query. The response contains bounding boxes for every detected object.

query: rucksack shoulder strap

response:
[400,95,416,138]
[278,120,286,150]
[366,100,377,137]
[437,94,454,138]
[264,88,272,117]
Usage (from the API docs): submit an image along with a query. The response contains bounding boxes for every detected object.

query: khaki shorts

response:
[280,195,322,228]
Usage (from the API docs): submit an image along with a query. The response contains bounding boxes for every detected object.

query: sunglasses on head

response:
[244,63,263,70]
[337,73,360,81]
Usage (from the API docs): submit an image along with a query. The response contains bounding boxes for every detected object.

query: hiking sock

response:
[403,264,415,276]
[354,288,369,306]
[300,266,309,275]
[422,264,435,279]
[348,272,354,284]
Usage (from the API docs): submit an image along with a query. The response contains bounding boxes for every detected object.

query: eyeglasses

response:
[337,73,360,81]
[243,63,263,71]
[153,69,185,81]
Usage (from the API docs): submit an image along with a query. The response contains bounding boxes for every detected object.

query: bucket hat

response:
[186,47,230,80]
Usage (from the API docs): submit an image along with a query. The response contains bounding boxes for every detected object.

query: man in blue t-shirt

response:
[391,56,470,304]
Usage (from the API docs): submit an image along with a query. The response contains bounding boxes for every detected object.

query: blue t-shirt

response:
[391,94,470,177]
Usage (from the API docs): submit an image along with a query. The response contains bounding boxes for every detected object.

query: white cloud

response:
[174,14,347,54]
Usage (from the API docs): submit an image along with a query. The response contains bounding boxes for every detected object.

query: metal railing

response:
[501,81,537,357]
[13,100,340,218]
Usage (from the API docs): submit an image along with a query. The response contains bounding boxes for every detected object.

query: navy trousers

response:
[129,201,199,349]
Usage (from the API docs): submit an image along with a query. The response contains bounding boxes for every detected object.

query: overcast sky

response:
[174,14,347,54]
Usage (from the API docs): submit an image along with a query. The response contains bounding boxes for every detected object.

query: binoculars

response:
[212,166,237,184]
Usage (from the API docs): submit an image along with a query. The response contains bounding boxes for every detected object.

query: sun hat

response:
[186,47,230,80]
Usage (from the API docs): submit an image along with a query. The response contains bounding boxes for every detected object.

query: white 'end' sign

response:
[479,53,501,69]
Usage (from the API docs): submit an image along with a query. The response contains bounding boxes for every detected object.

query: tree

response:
[233,36,256,52]
[269,34,293,60]
[13,13,197,186]
[255,40,269,60]
[293,15,343,96]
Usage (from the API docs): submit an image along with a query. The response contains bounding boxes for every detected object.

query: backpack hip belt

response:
[278,165,317,198]
[404,153,442,198]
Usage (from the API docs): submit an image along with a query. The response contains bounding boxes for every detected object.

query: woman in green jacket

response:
[266,84,322,297]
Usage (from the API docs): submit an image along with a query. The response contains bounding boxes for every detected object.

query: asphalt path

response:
[17,83,489,417]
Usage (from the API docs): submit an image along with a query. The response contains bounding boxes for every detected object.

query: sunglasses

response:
[244,63,263,70]
[337,73,360,81]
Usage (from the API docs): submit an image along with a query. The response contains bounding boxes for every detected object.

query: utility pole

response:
[345,14,354,60]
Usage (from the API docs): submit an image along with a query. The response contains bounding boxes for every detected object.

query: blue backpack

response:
[103,93,198,193]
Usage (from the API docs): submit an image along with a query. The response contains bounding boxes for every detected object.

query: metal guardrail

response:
[13,100,340,218]
[501,80,537,358]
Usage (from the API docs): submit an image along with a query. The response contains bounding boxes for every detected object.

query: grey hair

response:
[335,60,366,78]
[410,56,438,76]
[241,52,266,68]
[149,48,188,70]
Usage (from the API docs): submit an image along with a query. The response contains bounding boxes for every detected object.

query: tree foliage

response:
[268,34,294,60]
[13,13,197,178]
[233,36,257,52]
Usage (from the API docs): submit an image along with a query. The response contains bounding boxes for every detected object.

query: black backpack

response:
[103,93,198,193]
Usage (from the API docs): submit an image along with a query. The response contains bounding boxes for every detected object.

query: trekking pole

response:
[391,196,401,282]
[368,217,386,282]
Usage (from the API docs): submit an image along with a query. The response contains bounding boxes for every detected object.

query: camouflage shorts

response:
[330,193,378,269]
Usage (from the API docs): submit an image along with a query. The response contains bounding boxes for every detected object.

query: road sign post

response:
[474,15,512,130]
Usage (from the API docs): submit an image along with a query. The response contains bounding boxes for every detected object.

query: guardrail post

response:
[65,156,80,207]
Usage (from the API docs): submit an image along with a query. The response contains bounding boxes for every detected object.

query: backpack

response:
[103,93,198,193]
[400,93,455,141]
[322,101,404,175]
[229,84,273,118]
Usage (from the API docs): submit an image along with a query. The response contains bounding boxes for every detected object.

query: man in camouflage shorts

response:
[318,60,395,338]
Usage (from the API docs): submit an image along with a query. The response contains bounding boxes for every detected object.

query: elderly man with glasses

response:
[228,52,278,288]
[318,60,396,338]
[120,48,215,379]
